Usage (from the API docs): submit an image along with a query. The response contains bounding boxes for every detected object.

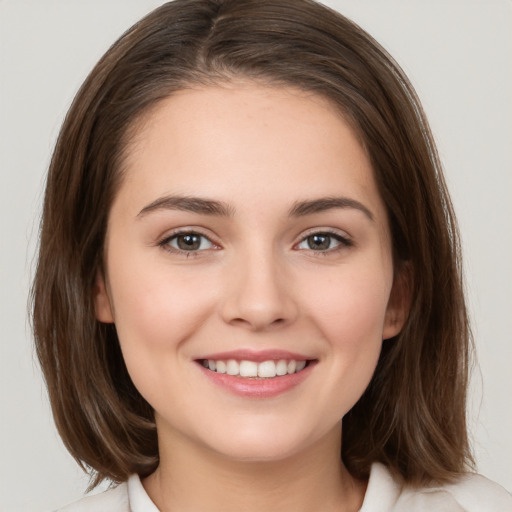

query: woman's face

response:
[95,83,406,462]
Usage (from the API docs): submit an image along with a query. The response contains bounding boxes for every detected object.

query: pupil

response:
[308,234,330,250]
[178,234,200,250]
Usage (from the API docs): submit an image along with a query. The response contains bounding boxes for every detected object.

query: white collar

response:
[126,463,399,512]
[127,473,160,511]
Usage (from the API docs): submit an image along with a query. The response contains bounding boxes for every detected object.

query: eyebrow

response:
[137,194,374,221]
[288,197,374,221]
[137,195,235,218]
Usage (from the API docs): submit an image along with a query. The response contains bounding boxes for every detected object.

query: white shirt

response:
[56,463,512,512]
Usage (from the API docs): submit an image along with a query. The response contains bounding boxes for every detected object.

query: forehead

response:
[116,83,387,226]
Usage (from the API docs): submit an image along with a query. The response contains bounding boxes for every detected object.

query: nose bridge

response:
[221,239,297,330]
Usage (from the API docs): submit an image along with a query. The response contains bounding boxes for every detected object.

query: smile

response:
[196,350,316,398]
[200,359,308,378]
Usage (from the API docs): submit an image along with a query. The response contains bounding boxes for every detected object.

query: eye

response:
[296,232,351,252]
[161,231,215,253]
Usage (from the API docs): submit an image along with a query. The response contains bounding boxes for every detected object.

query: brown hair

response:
[32,0,474,488]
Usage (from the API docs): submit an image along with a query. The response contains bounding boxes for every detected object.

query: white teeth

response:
[226,359,239,376]
[296,360,306,372]
[258,360,276,378]
[202,358,309,378]
[216,360,227,374]
[276,359,288,376]
[239,360,258,377]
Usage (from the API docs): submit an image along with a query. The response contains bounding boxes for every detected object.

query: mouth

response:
[198,358,313,378]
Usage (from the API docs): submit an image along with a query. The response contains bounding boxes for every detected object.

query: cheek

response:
[107,252,219,356]
[302,263,392,344]
[106,255,223,411]
[300,260,392,392]
[303,271,389,412]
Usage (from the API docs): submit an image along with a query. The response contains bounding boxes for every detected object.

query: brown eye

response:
[177,234,201,250]
[306,234,331,250]
[165,232,214,252]
[296,232,351,252]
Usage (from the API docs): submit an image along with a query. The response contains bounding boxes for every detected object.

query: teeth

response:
[239,360,258,377]
[216,360,227,374]
[204,358,308,378]
[296,360,306,372]
[226,359,239,376]
[258,360,276,378]
[276,359,288,376]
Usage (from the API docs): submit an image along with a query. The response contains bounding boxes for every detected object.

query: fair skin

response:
[95,83,407,512]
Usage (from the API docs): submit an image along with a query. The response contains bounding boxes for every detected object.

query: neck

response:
[143,424,366,512]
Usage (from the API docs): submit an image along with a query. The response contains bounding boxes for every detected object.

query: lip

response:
[196,349,311,363]
[195,349,317,399]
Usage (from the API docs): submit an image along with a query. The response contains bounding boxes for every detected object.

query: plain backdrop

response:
[1,1,511,510]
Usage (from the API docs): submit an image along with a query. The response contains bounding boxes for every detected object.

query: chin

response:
[213,439,304,463]
[199,423,330,464]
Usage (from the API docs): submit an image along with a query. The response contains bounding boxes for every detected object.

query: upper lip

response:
[196,349,313,363]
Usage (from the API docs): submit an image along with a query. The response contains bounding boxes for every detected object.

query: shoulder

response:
[54,475,158,512]
[361,463,512,512]
[432,472,512,512]
[55,481,129,512]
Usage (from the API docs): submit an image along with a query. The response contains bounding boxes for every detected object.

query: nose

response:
[220,250,298,332]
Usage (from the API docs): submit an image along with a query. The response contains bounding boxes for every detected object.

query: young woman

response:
[32,0,512,510]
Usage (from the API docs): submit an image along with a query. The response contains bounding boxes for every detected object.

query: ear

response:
[94,270,115,323]
[382,262,411,340]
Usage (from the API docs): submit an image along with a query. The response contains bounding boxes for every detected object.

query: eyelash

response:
[158,229,353,257]
[296,230,353,255]
[158,230,217,257]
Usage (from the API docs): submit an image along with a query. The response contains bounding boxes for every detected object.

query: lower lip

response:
[197,362,315,398]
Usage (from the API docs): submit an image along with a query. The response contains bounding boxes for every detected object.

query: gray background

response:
[1,1,511,510]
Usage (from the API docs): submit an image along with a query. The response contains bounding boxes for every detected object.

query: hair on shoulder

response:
[32,0,474,488]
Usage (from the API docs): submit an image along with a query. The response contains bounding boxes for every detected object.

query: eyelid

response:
[158,228,221,255]
[294,228,353,252]
[156,227,352,255]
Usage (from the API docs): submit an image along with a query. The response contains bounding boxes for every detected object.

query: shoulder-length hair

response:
[32,0,473,488]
